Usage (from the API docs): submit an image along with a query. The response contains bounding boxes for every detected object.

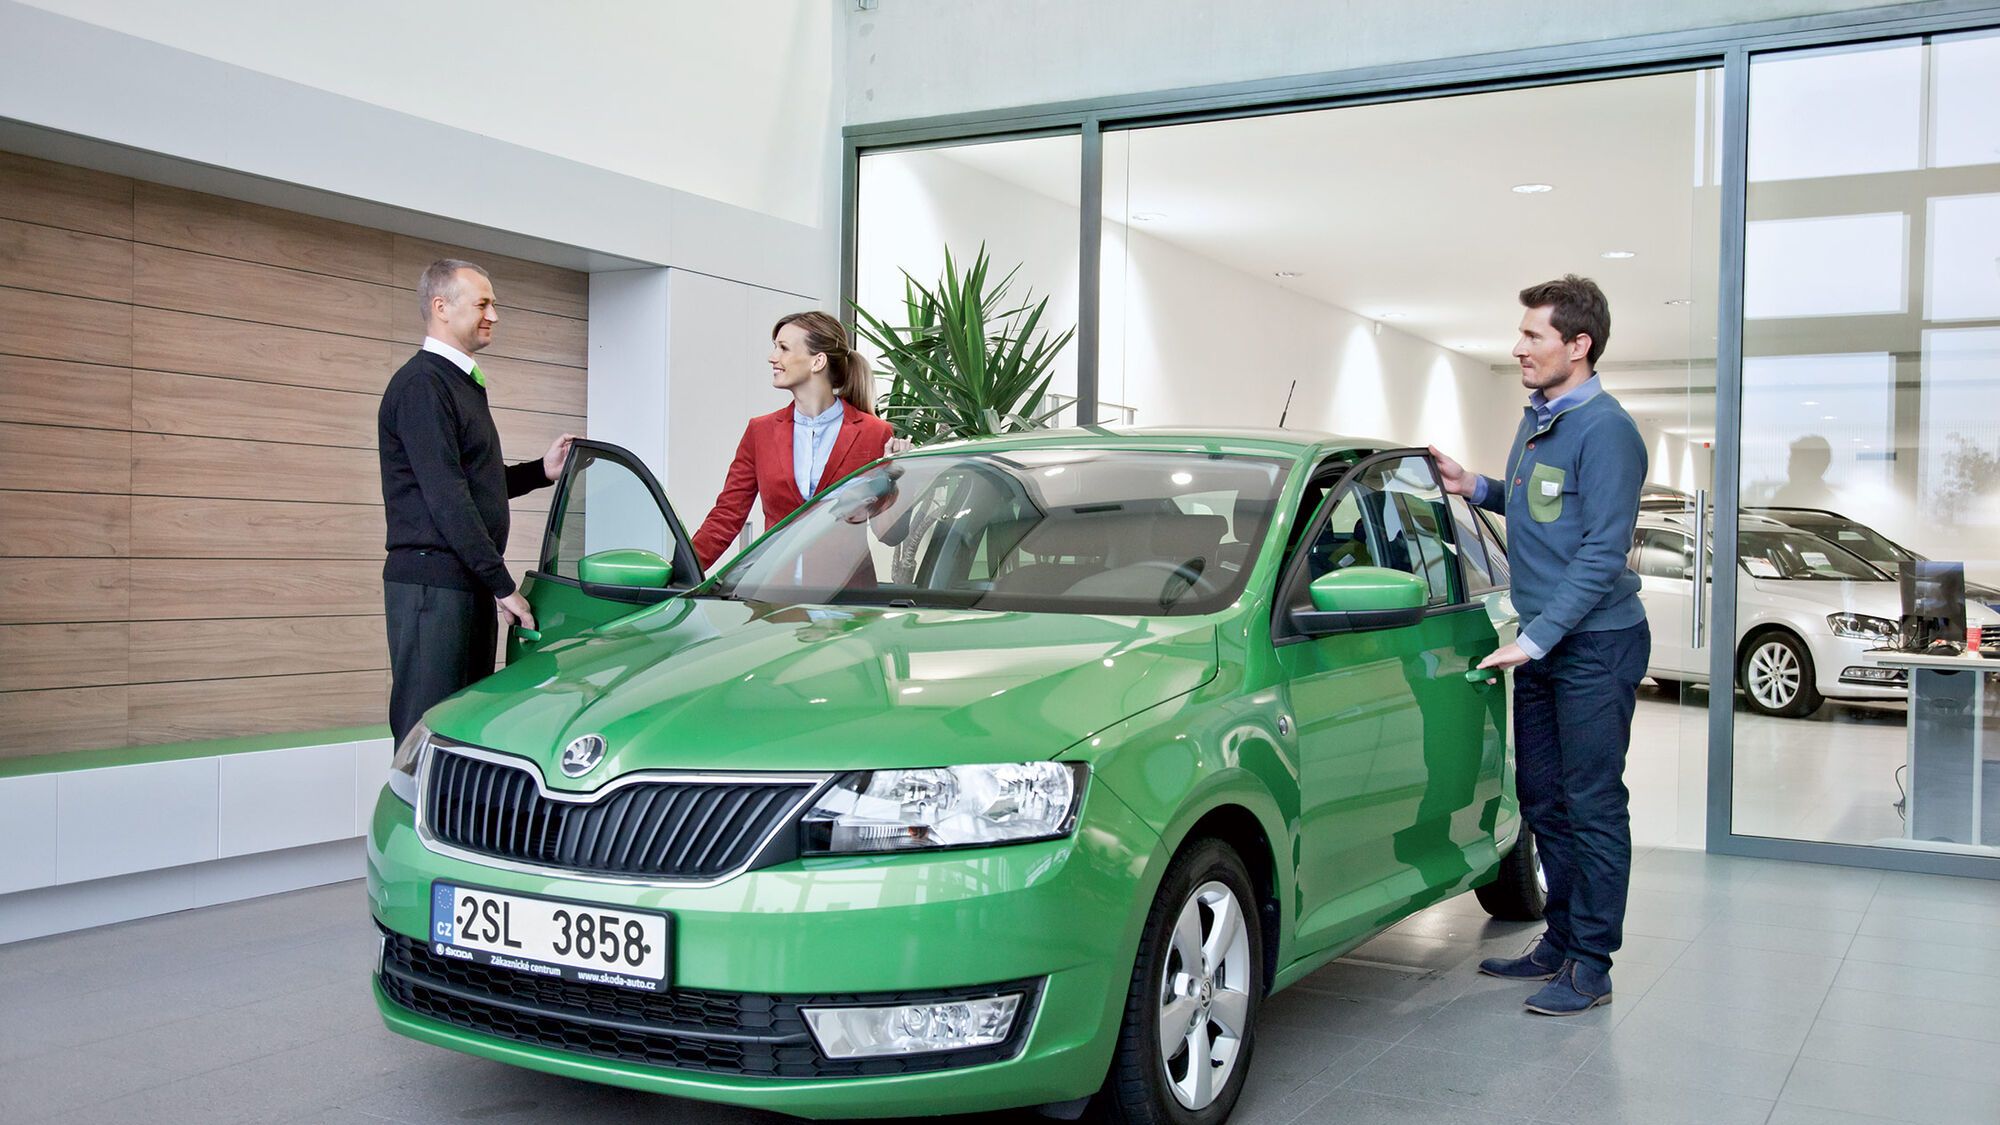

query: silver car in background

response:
[1630,511,2000,717]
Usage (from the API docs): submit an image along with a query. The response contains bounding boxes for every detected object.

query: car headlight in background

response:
[1827,613,1900,642]
[801,762,1086,855]
[386,721,430,806]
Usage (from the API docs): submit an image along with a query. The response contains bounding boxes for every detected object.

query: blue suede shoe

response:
[1524,960,1612,1016]
[1477,935,1563,980]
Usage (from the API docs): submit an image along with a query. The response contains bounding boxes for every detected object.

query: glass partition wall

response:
[848,10,2000,877]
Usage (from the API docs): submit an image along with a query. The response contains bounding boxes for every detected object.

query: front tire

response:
[1739,631,1822,718]
[1100,839,1262,1125]
[1475,825,1547,921]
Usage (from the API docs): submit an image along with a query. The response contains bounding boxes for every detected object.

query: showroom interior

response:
[4,1,2000,1123]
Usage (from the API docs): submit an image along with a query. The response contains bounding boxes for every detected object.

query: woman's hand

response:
[886,436,914,456]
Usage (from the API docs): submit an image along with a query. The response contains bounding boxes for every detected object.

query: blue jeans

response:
[1512,620,1651,974]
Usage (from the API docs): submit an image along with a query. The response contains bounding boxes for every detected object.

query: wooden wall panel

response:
[131,307,398,395]
[132,432,378,504]
[130,616,386,683]
[0,686,129,758]
[0,153,587,758]
[132,371,375,448]
[0,558,130,623]
[0,423,132,494]
[134,244,396,340]
[0,356,132,430]
[0,217,134,302]
[128,671,387,744]
[131,497,384,559]
[134,183,392,285]
[0,491,129,557]
[0,623,131,691]
[129,558,383,620]
[0,152,133,239]
[391,235,588,319]
[0,287,132,366]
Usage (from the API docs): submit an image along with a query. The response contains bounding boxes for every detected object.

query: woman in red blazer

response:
[692,311,898,569]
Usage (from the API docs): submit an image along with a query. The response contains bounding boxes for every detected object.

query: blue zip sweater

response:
[1474,386,1648,657]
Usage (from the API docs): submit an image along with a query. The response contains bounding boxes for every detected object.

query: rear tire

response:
[1098,839,1262,1125]
[1475,825,1547,921]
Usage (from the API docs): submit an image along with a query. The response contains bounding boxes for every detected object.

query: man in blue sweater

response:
[1431,275,1650,1016]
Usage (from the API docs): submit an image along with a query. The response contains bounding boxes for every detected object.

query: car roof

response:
[1637,510,1792,532]
[911,426,1382,460]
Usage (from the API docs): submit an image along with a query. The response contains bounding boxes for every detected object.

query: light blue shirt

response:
[793,400,845,498]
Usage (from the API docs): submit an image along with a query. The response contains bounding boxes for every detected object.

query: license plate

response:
[430,883,670,992]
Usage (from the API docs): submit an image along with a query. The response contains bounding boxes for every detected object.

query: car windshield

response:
[1737,529,1886,581]
[1783,517,1914,564]
[703,449,1287,615]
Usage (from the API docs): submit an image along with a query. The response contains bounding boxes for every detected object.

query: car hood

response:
[428,597,1219,788]
[1747,578,2000,625]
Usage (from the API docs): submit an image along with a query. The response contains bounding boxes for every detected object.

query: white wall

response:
[845,0,1910,125]
[18,0,840,232]
[857,147,1519,469]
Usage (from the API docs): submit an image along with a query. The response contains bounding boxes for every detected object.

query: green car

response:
[368,429,1541,1123]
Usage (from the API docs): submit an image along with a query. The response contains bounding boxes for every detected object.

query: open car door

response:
[509,439,703,661]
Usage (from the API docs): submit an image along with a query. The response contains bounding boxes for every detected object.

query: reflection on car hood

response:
[1748,578,2000,625]
[429,598,1219,785]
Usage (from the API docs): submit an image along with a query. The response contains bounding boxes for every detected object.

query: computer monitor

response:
[1901,560,1966,650]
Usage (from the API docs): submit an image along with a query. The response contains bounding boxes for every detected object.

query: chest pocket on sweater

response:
[1527,463,1567,523]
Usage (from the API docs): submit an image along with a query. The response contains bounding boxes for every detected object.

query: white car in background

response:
[1629,511,2000,717]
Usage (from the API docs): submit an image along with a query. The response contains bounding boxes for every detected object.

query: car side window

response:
[1635,528,1695,579]
[1301,455,1457,606]
[1446,493,1502,596]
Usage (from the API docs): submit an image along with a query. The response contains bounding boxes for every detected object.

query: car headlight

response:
[801,762,1086,855]
[386,722,430,806]
[1827,613,1899,642]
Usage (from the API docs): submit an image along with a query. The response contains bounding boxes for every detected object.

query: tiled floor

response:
[4,848,1999,1124]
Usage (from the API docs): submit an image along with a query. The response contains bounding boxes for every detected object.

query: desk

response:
[1868,651,2000,847]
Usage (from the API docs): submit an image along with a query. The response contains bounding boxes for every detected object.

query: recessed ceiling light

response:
[1132,211,1166,222]
[1664,298,1691,306]
[1600,250,1637,260]
[1377,312,1406,319]
[1273,270,1303,279]
[1822,414,1836,420]
[1512,183,1555,194]
[1802,400,1819,406]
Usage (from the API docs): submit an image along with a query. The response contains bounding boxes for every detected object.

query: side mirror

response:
[1291,566,1428,635]
[578,548,673,590]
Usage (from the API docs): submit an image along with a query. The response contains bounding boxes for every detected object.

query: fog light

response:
[802,993,1021,1058]
[1840,666,1904,683]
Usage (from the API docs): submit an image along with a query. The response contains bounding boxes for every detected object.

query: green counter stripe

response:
[0,724,392,779]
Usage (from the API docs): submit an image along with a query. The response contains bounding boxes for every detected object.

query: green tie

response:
[470,363,486,387]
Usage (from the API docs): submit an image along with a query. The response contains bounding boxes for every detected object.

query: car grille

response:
[424,746,814,881]
[376,929,1041,1078]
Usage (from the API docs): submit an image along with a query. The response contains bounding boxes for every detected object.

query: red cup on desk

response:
[1970,623,1984,651]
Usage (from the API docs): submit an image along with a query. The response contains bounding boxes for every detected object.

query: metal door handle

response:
[1691,488,1709,649]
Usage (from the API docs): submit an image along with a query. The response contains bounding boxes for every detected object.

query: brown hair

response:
[774,311,872,414]
[1519,274,1611,367]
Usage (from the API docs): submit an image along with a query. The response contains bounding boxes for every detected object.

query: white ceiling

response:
[931,70,1725,426]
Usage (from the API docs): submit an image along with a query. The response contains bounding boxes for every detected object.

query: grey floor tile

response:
[1698,919,1859,958]
[0,1048,177,1124]
[1615,993,1818,1055]
[1855,912,1999,952]
[1293,1087,1533,1124]
[1671,938,1846,989]
[1866,891,2000,929]
[1261,988,1443,1044]
[1228,1075,1342,1125]
[1762,1105,1908,1125]
[1606,932,1692,967]
[1302,959,1471,1007]
[1347,931,1485,974]
[1873,871,2000,909]
[1246,1027,1393,1091]
[1398,1004,1610,1068]
[1816,986,2000,1045]
[1801,1018,2000,1085]
[1644,962,1832,1016]
[1845,933,2000,978]
[1719,897,1867,934]
[1780,1056,2000,1125]
[1616,903,1715,943]
[1585,1018,1798,1100]
[1535,1069,1774,1125]
[1831,955,2000,1008]
[1341,1045,1570,1116]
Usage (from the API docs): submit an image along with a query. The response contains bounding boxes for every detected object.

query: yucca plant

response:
[851,244,1076,445]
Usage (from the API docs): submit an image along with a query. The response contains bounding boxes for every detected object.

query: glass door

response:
[1728,30,2000,865]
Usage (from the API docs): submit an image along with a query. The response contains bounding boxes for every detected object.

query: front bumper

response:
[366,780,1164,1118]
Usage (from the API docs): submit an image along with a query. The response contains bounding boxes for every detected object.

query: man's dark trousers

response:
[385,580,498,745]
[1512,619,1651,974]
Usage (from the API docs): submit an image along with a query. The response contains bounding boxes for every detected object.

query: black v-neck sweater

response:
[377,350,550,596]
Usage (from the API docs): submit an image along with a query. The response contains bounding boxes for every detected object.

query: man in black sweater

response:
[378,259,575,744]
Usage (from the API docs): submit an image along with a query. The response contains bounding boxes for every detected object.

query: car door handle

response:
[516,627,543,643]
[1464,668,1499,687]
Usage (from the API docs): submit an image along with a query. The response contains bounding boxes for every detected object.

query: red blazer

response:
[692,402,895,569]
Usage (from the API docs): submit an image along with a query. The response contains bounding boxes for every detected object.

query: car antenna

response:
[1278,379,1297,428]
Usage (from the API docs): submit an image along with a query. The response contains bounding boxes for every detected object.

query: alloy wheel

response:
[1745,639,1801,711]
[1156,880,1253,1111]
